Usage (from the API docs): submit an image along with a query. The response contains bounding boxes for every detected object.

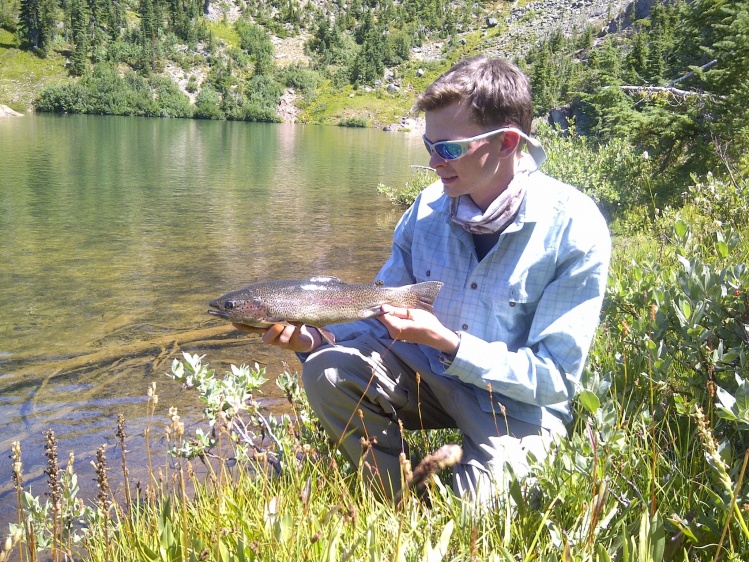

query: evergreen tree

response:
[138,0,163,71]
[69,0,88,75]
[19,0,42,49]
[236,19,274,75]
[693,0,749,167]
[19,0,56,56]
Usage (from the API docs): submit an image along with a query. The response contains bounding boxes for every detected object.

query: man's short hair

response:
[416,56,533,135]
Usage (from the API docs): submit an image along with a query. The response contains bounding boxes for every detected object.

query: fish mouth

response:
[207,309,229,319]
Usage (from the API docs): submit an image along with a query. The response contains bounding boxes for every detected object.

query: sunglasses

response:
[422,126,547,167]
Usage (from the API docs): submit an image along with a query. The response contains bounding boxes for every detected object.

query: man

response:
[237,56,611,503]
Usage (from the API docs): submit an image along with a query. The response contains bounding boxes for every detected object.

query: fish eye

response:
[225,301,235,310]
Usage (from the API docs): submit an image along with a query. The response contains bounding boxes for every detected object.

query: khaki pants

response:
[301,333,552,503]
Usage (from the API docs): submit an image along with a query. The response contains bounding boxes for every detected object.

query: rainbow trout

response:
[208,276,443,344]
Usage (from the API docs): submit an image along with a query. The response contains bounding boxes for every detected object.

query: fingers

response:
[232,323,269,334]
[231,322,316,353]
[231,322,288,344]
[379,304,411,320]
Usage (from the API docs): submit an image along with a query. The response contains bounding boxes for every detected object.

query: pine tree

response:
[19,0,57,56]
[138,0,162,71]
[694,0,749,166]
[69,0,88,75]
[19,0,42,50]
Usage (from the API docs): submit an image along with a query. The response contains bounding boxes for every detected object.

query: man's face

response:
[424,101,518,211]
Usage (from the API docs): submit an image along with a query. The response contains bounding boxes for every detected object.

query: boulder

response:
[0,104,23,117]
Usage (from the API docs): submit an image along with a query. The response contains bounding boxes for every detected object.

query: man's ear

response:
[498,130,521,158]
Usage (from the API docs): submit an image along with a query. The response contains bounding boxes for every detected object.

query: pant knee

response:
[301,346,364,407]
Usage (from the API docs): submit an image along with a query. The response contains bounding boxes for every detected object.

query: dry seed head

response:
[399,452,413,484]
[116,414,127,441]
[44,429,61,505]
[66,451,75,475]
[408,444,463,490]
[4,536,11,552]
[707,379,716,397]
[650,304,658,322]
[94,445,111,512]
[11,442,22,487]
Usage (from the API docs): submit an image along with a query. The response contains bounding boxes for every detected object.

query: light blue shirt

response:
[325,168,611,434]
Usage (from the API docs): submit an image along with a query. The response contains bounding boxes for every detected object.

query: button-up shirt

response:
[326,167,611,434]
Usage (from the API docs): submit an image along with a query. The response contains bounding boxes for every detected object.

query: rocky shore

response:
[0,104,23,117]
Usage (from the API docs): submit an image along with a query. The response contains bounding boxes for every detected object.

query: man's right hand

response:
[232,323,322,354]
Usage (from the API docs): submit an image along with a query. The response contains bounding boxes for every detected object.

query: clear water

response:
[0,114,427,530]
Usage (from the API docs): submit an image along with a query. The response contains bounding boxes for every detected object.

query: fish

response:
[208,276,444,344]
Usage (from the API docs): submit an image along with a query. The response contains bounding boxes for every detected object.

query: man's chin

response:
[441,180,462,198]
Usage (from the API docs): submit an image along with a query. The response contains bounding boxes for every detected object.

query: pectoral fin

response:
[318,326,337,346]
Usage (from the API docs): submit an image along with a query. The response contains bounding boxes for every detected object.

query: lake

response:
[0,114,427,532]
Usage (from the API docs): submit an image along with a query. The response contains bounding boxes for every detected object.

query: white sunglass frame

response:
[422,126,547,167]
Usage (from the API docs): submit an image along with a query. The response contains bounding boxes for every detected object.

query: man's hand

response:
[232,323,321,354]
[376,305,460,356]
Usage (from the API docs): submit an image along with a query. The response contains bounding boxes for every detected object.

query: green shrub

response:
[337,116,367,127]
[277,63,322,94]
[377,167,435,206]
[246,73,283,111]
[536,121,655,221]
[35,63,193,117]
[194,84,224,119]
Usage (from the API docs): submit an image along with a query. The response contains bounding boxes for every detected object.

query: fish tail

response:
[407,281,444,313]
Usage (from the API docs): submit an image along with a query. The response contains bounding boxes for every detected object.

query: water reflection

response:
[0,114,427,532]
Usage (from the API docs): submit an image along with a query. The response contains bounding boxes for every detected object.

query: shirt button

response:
[470,282,478,289]
[426,270,431,277]
[462,324,468,330]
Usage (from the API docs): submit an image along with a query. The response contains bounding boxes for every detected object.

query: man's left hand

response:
[376,304,460,355]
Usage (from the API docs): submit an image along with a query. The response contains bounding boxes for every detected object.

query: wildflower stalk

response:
[145,382,158,503]
[694,405,749,542]
[715,448,749,562]
[648,304,659,517]
[116,414,132,512]
[44,430,60,562]
[94,445,112,561]
[179,464,189,562]
[11,441,25,562]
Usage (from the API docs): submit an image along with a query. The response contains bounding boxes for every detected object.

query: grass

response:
[0,29,69,111]
[299,79,413,126]
[205,21,241,49]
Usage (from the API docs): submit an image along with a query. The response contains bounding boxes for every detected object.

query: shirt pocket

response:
[411,248,469,286]
[492,273,545,350]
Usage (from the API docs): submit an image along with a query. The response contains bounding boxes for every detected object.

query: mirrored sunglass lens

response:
[436,143,464,160]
